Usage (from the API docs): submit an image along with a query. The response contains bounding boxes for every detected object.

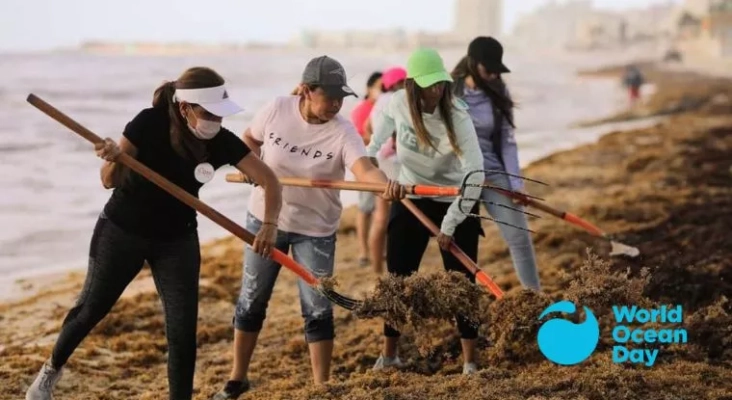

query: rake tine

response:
[321,288,363,311]
[489,201,543,219]
[478,169,550,186]
[466,183,546,202]
[461,170,547,202]
[459,196,542,219]
[464,210,536,234]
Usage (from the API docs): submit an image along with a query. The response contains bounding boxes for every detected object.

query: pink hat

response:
[382,67,407,90]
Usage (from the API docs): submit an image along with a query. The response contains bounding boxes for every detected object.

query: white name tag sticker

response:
[194,162,215,183]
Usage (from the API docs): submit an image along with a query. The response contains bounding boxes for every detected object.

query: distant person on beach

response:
[623,65,644,107]
[366,48,485,375]
[213,56,405,399]
[364,65,407,274]
[350,71,384,267]
[25,67,284,400]
[451,36,541,291]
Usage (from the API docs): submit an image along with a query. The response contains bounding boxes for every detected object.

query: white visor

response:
[173,85,243,117]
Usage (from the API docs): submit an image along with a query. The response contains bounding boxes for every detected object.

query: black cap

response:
[301,56,358,98]
[468,36,510,74]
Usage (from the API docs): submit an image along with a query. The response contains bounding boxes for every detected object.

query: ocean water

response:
[0,47,652,283]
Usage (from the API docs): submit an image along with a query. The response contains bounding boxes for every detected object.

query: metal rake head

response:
[459,197,537,233]
[470,169,549,186]
[320,287,363,311]
[456,169,550,233]
[460,169,548,202]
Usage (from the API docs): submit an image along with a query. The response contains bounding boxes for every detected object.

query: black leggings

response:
[385,198,482,340]
[51,213,201,400]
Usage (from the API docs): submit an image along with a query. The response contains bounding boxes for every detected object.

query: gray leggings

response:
[51,213,201,400]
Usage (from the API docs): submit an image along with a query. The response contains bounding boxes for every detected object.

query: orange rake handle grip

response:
[562,212,606,237]
[271,252,318,286]
[410,186,461,197]
[400,199,504,300]
[225,173,461,197]
[27,94,320,289]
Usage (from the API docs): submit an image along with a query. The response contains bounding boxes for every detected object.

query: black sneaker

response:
[211,380,250,400]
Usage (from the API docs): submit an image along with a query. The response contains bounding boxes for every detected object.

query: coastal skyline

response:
[2,0,679,52]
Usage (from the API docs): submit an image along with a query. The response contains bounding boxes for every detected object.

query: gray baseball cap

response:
[301,55,358,98]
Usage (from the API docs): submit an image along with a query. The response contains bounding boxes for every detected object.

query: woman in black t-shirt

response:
[25,67,283,400]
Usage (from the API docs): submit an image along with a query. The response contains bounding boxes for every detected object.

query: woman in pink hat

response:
[350,71,384,267]
[363,66,407,274]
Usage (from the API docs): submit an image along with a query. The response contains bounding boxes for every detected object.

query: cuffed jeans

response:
[234,213,336,343]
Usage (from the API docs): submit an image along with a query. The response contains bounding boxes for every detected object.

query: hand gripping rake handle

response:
[400,199,504,299]
[26,94,362,310]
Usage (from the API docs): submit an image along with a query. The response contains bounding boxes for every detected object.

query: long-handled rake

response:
[228,168,640,258]
[26,94,363,311]
[491,187,640,257]
[460,170,640,257]
[225,172,542,234]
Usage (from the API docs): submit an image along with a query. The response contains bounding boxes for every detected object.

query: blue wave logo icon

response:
[537,301,600,365]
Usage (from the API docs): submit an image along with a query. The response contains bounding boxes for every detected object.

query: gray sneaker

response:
[26,361,63,400]
[463,362,478,375]
[372,354,404,370]
[211,380,250,400]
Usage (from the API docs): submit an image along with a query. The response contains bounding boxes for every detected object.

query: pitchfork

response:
[458,170,640,257]
[227,167,640,258]
[226,170,543,234]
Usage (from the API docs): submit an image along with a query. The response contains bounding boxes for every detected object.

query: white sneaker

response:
[373,354,404,370]
[463,362,478,375]
[26,361,63,400]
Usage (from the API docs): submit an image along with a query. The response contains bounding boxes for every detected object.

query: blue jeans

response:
[482,174,541,291]
[234,213,337,343]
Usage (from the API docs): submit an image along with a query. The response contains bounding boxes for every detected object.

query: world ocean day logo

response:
[537,301,600,365]
[537,301,688,367]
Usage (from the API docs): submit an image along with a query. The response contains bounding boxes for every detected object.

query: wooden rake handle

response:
[493,187,606,238]
[26,94,319,287]
[225,172,460,197]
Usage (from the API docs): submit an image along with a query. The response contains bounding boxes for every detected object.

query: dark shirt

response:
[103,107,250,238]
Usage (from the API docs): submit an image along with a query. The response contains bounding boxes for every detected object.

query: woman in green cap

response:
[366,47,485,375]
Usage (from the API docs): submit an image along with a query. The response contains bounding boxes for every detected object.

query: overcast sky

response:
[0,0,679,51]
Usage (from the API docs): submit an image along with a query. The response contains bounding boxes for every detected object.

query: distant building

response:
[509,0,594,50]
[453,0,503,41]
[290,28,464,51]
[674,0,732,57]
[291,29,409,50]
[509,0,676,51]
[288,0,505,51]
[573,11,626,49]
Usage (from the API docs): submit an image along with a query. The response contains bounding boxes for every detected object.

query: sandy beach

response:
[1,63,731,399]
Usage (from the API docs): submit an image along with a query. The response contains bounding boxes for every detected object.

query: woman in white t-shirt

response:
[213,56,405,399]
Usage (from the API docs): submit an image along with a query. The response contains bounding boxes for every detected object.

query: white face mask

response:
[187,118,221,140]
